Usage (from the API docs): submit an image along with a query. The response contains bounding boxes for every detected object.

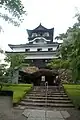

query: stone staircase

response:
[17,86,74,110]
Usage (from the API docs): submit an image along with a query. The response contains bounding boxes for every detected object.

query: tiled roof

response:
[21,66,39,74]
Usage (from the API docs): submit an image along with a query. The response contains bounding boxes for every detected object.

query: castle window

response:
[25,49,30,52]
[38,33,41,36]
[48,48,53,51]
[43,32,49,37]
[32,33,37,37]
[37,48,42,51]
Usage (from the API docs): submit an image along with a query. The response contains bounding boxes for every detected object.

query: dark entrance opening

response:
[33,75,56,86]
[45,76,55,86]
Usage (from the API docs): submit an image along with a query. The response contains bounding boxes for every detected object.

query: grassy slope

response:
[2,84,32,104]
[63,84,80,108]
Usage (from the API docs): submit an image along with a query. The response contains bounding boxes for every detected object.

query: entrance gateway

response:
[19,69,58,86]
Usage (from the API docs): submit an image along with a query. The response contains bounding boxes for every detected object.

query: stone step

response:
[33,87,63,89]
[35,89,64,91]
[33,89,64,92]
[15,104,75,110]
[19,101,74,108]
[30,91,65,94]
[16,86,74,110]
[26,96,70,100]
[27,94,68,97]
[30,92,66,95]
[33,86,63,89]
[22,99,72,104]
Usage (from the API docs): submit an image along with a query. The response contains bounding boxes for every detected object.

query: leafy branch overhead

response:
[0,0,26,18]
[0,13,20,26]
[0,0,26,27]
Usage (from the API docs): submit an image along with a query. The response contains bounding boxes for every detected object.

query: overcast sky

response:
[0,0,80,51]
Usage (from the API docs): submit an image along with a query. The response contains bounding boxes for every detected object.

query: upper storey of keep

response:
[26,23,54,44]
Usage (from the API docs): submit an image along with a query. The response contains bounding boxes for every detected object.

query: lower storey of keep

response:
[19,69,58,86]
[24,59,51,68]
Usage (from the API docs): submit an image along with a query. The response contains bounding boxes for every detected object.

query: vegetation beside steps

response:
[63,84,80,109]
[2,84,33,105]
[2,83,80,109]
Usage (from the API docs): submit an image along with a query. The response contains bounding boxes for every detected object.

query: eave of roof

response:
[5,50,57,54]
[8,44,58,50]
[8,42,60,49]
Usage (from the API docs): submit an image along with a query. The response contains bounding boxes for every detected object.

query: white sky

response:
[0,0,80,51]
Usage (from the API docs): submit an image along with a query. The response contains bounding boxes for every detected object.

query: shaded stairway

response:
[17,86,74,110]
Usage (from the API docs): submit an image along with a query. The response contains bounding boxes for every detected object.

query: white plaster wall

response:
[13,48,25,52]
[12,46,57,52]
[29,47,37,51]
[25,54,57,59]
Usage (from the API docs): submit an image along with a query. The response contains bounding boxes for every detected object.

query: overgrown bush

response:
[47,59,70,69]
[58,69,72,83]
[47,59,72,83]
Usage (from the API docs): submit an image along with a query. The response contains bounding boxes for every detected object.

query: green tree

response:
[0,49,8,89]
[48,13,80,83]
[47,59,70,69]
[5,53,25,69]
[55,33,67,40]
[0,0,25,17]
[58,13,80,83]
[5,53,30,74]
[0,0,26,30]
[4,53,27,84]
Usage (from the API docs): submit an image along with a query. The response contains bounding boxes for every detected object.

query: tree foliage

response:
[48,13,80,83]
[0,49,9,89]
[0,0,26,28]
[58,13,80,83]
[47,59,70,69]
[5,53,25,69]
[4,53,26,82]
[0,0,26,18]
